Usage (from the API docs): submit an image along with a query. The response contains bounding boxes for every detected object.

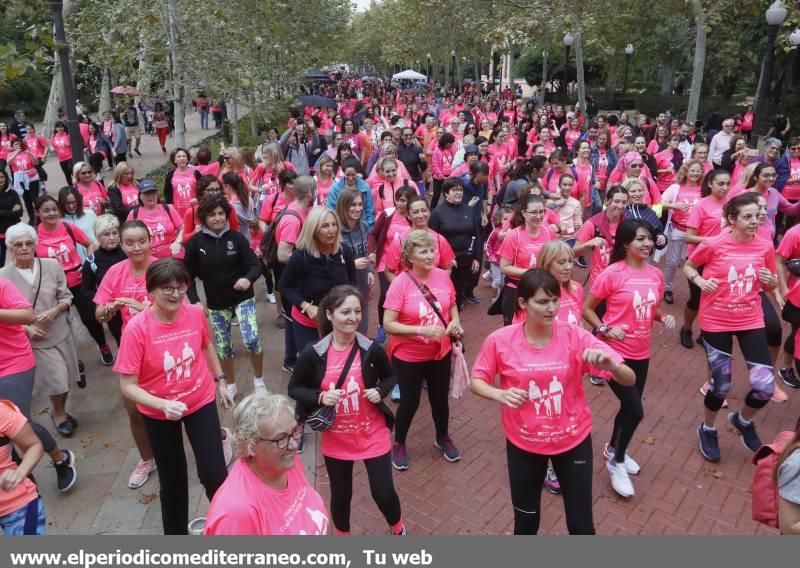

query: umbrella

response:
[392,69,427,81]
[110,85,141,96]
[299,95,338,109]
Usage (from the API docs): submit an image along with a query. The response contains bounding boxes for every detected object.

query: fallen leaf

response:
[138,493,157,505]
[37,407,49,415]
[102,442,113,449]
[642,436,656,445]
[703,465,723,479]
[80,435,94,448]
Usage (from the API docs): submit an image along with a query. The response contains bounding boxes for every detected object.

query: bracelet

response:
[214,373,228,383]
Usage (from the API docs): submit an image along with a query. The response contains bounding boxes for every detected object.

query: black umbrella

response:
[299,95,338,109]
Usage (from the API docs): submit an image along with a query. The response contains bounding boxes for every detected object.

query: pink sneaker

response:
[128,459,156,489]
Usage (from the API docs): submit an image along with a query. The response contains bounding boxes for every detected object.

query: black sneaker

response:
[77,360,87,389]
[434,436,461,462]
[135,149,142,156]
[728,411,762,453]
[575,256,588,269]
[780,367,800,389]
[54,449,77,492]
[465,295,481,304]
[99,344,114,366]
[664,290,674,304]
[590,375,605,386]
[392,442,408,470]
[697,423,721,462]
[281,364,295,374]
[679,327,693,349]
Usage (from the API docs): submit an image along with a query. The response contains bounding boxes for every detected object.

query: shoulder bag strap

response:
[405,271,447,327]
[31,258,43,310]
[334,343,359,390]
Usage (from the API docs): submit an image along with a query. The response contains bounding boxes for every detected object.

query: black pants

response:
[761,291,782,348]
[506,435,594,535]
[392,355,451,444]
[782,299,800,355]
[607,358,649,462]
[108,313,123,347]
[501,283,518,326]
[261,263,274,294]
[114,153,127,166]
[324,451,402,533]
[59,159,73,186]
[451,262,475,307]
[0,240,6,268]
[686,267,703,312]
[377,272,389,327]
[431,178,444,209]
[69,284,106,348]
[22,180,40,224]
[142,401,227,534]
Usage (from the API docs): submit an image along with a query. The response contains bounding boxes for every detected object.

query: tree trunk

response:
[231,97,239,147]
[42,0,75,136]
[660,59,676,96]
[540,50,548,105]
[250,90,257,138]
[167,0,186,148]
[571,9,586,112]
[686,0,708,124]
[605,69,617,95]
[98,67,112,115]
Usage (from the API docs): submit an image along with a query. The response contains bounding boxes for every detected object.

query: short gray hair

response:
[233,391,295,458]
[5,223,37,246]
[765,137,783,149]
[293,175,316,204]
[94,214,120,238]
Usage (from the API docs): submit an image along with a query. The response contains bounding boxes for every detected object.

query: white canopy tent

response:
[392,69,427,81]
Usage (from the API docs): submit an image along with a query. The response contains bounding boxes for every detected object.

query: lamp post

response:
[427,53,432,81]
[622,43,634,99]
[451,49,456,89]
[48,0,84,161]
[562,32,574,99]
[753,0,788,137]
[785,29,800,102]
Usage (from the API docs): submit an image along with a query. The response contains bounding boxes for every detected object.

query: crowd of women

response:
[0,74,799,537]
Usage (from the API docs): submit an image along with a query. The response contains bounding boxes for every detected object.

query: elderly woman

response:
[82,215,126,345]
[0,223,77,493]
[114,258,234,534]
[0,222,81,437]
[184,194,264,399]
[204,391,329,535]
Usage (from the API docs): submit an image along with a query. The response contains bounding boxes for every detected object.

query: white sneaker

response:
[253,378,268,392]
[603,443,640,475]
[266,293,276,304]
[226,383,238,398]
[481,271,491,282]
[607,459,635,498]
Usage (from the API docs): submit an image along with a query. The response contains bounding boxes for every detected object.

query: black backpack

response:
[260,207,301,266]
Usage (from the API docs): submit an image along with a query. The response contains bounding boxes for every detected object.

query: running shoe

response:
[376,325,386,344]
[135,149,142,156]
[390,384,400,402]
[698,382,728,408]
[274,314,286,329]
[226,383,238,399]
[100,343,115,366]
[465,295,481,304]
[253,379,268,392]
[221,427,234,466]
[603,443,640,475]
[780,367,800,389]
[128,459,157,489]
[481,271,491,282]
[663,290,674,304]
[590,376,605,386]
[231,317,239,327]
[606,459,634,498]
[265,293,276,304]
[679,327,693,349]
[281,364,295,374]
[727,411,762,453]
[434,436,461,462]
[54,449,77,492]
[772,383,789,403]
[575,256,588,269]
[389,525,408,535]
[544,466,561,494]
[77,360,87,389]
[392,442,408,470]
[697,423,721,461]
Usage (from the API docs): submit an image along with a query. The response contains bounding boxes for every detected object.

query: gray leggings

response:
[0,367,57,453]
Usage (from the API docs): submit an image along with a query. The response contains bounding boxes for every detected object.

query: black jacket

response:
[625,204,667,249]
[107,183,136,224]
[288,332,396,428]
[429,201,483,262]
[183,226,261,310]
[0,188,23,235]
[81,246,127,296]
[278,245,357,314]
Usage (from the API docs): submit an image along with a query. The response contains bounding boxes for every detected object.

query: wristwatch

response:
[592,324,609,337]
[214,373,228,383]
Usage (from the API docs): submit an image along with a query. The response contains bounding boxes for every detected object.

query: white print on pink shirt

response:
[558,310,579,326]
[632,289,657,320]
[598,239,610,267]
[163,342,195,383]
[418,300,442,342]
[280,486,328,534]
[727,264,756,296]
[48,243,71,265]
[527,375,564,417]
[152,223,166,244]
[297,507,329,536]
[125,193,139,206]
[177,182,192,202]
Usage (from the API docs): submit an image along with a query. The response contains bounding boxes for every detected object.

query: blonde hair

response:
[111,162,136,188]
[295,206,341,258]
[71,161,91,184]
[537,240,575,289]
[224,147,245,172]
[233,391,296,458]
[740,162,760,187]
[401,229,435,267]
[675,159,705,185]
[94,214,120,237]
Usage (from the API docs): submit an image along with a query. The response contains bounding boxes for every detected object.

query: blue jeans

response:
[199,109,209,129]
[0,498,46,535]
[415,180,426,197]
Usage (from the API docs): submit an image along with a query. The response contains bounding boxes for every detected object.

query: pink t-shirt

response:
[777,224,800,306]
[205,457,328,535]
[383,228,455,276]
[274,203,305,247]
[376,213,411,272]
[499,225,557,287]
[76,181,108,216]
[685,195,725,256]
[591,262,665,360]
[114,303,216,419]
[0,280,35,377]
[195,162,221,177]
[0,400,38,517]
[25,135,47,160]
[689,232,776,333]
[126,205,182,259]
[574,162,593,207]
[320,346,391,461]
[576,218,618,284]
[117,183,140,208]
[259,193,291,225]
[36,221,90,288]
[512,281,584,326]
[169,168,197,217]
[9,152,37,180]
[383,268,455,362]
[665,184,702,229]
[93,258,155,330]
[50,133,72,161]
[783,157,800,201]
[472,321,624,455]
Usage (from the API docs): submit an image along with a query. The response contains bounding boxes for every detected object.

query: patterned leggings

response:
[208,298,262,359]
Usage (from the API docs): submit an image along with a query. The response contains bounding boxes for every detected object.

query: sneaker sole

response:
[391,461,408,471]
[602,446,640,476]
[544,484,561,495]
[434,441,461,462]
[128,472,153,489]
[606,464,634,498]
[59,451,78,492]
[781,377,800,389]
[697,425,721,462]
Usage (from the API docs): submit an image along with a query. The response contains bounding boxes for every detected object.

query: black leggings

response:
[607,358,649,462]
[21,180,40,224]
[108,313,123,346]
[431,178,444,209]
[142,401,227,534]
[686,267,703,312]
[501,283,517,326]
[377,272,389,326]
[761,292,782,348]
[506,435,594,535]
[451,262,474,307]
[324,451,402,533]
[262,263,274,294]
[392,355,451,444]
[781,299,800,355]
[59,159,73,186]
[69,284,106,348]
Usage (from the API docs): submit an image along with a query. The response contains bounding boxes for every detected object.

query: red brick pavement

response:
[313,265,799,535]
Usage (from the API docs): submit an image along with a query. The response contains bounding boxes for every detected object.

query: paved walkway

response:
[27,114,797,534]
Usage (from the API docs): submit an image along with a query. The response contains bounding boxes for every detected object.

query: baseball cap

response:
[138,179,158,193]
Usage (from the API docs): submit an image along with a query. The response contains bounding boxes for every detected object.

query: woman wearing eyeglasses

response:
[114,258,234,534]
[608,152,660,207]
[204,391,328,535]
[72,161,109,217]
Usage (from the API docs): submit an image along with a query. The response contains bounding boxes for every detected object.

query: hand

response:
[590,236,605,248]
[674,202,691,213]
[194,224,202,234]
[697,277,719,293]
[445,320,463,338]
[0,469,26,491]
[471,259,480,274]
[775,289,786,310]
[758,267,776,287]
[217,383,235,409]
[660,315,676,329]
[481,213,489,227]
[304,305,319,320]
[367,253,376,264]
[354,257,369,270]
[496,387,527,408]
[362,388,382,404]
[583,348,616,371]
[35,307,59,328]
[190,198,198,206]
[606,327,626,340]
[12,204,21,212]
[24,325,45,340]
[423,325,446,339]
[321,388,343,406]
[161,399,188,421]
[656,234,666,247]
[367,272,375,290]
[233,278,251,291]
[468,196,480,207]
[170,241,182,256]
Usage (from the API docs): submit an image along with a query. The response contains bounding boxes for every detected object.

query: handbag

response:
[449,340,470,399]
[305,343,359,432]
[786,258,800,277]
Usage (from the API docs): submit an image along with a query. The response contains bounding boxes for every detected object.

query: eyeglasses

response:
[629,163,644,168]
[524,210,545,217]
[11,241,35,249]
[80,170,93,175]
[790,147,800,151]
[158,285,189,296]
[259,424,303,450]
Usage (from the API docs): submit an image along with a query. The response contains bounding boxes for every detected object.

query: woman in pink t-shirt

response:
[683,193,778,462]
[471,268,634,534]
[163,148,200,218]
[289,286,405,535]
[107,162,141,223]
[126,181,185,259]
[50,121,74,185]
[205,392,329,535]
[573,186,629,285]
[72,161,109,216]
[115,258,234,534]
[430,133,456,208]
[383,230,463,471]
[584,218,674,499]
[7,139,40,223]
